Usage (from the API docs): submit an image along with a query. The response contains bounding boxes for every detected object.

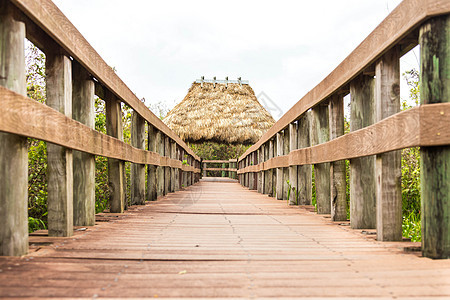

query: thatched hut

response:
[163,78,275,145]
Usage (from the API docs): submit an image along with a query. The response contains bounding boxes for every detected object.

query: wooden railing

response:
[202,159,238,179]
[0,0,201,256]
[238,0,450,259]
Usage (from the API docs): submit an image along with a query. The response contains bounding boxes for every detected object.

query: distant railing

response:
[202,159,238,179]
[237,0,450,259]
[0,0,201,256]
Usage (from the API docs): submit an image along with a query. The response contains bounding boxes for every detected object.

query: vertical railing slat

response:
[72,60,95,226]
[0,0,28,255]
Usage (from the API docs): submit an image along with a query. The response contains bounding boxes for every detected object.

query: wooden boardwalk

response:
[0,179,449,299]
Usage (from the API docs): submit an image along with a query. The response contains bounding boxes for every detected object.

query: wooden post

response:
[156,131,165,197]
[276,132,283,200]
[311,104,331,214]
[203,162,206,177]
[268,139,275,197]
[375,47,402,241]
[131,112,145,205]
[164,137,170,195]
[0,1,28,255]
[350,74,376,229]
[147,124,157,201]
[192,157,195,185]
[258,147,263,193]
[72,61,95,226]
[222,162,226,178]
[175,146,180,191]
[106,95,125,213]
[283,128,290,200]
[329,94,347,221]
[420,15,450,258]
[46,52,73,237]
[289,123,298,205]
[169,140,175,193]
[297,112,312,205]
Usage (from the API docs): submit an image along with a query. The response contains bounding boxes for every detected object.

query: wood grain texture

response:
[46,53,73,237]
[0,0,28,256]
[329,94,347,221]
[420,15,450,259]
[283,129,290,200]
[236,103,450,172]
[238,0,450,162]
[350,75,376,229]
[1,180,449,298]
[147,124,157,201]
[0,87,202,171]
[276,133,284,200]
[131,112,146,205]
[311,104,330,215]
[11,0,200,162]
[375,47,402,241]
[297,112,312,205]
[164,137,170,195]
[106,96,125,213]
[72,60,95,227]
[289,123,298,205]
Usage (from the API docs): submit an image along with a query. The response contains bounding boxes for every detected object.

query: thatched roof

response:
[163,82,275,144]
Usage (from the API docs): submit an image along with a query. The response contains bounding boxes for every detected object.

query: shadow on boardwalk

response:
[0,179,449,299]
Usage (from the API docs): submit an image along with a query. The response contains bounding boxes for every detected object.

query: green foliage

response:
[402,211,421,242]
[28,139,48,231]
[26,40,48,232]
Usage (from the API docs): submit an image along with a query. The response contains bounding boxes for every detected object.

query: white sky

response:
[52,0,418,120]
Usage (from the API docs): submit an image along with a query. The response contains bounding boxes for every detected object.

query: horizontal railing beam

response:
[0,86,200,172]
[239,0,450,162]
[10,0,199,161]
[238,102,450,174]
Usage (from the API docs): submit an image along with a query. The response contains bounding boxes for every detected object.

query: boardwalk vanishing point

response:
[1,179,449,299]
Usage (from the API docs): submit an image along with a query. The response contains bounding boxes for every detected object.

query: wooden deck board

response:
[0,178,449,298]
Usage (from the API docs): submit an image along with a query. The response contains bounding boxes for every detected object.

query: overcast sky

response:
[52,0,418,120]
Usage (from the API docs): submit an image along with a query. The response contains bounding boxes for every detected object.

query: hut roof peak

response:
[163,80,275,145]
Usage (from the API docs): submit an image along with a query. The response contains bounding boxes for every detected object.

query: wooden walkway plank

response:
[0,179,449,299]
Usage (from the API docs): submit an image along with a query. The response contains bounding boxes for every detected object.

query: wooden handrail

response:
[239,0,450,162]
[10,0,199,161]
[0,86,201,172]
[237,102,450,174]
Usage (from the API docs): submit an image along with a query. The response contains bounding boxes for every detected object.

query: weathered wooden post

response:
[131,111,146,205]
[222,162,226,178]
[420,15,450,259]
[248,155,253,189]
[350,74,376,228]
[375,47,402,241]
[297,112,312,205]
[169,140,176,192]
[147,124,157,201]
[164,137,170,195]
[258,147,264,193]
[0,0,28,255]
[175,146,180,191]
[268,139,275,197]
[311,103,331,214]
[46,50,73,236]
[289,122,298,205]
[156,131,165,197]
[106,94,125,213]
[276,132,284,199]
[72,61,95,226]
[329,94,347,221]
[283,128,290,200]
[203,162,207,177]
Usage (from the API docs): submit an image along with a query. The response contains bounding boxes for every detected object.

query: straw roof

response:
[163,82,275,145]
